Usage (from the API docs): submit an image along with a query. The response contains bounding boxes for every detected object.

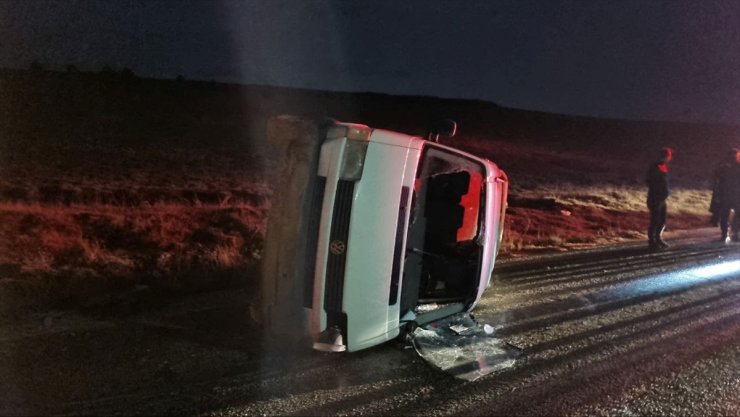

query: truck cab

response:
[307,121,508,352]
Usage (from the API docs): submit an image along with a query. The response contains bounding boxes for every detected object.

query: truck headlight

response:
[325,123,371,181]
[339,139,369,180]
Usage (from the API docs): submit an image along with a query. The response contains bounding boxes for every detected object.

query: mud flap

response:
[410,313,521,381]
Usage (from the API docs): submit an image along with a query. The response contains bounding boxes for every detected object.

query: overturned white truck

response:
[258,116,508,352]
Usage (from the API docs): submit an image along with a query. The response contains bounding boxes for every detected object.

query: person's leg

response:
[647,206,657,246]
[710,193,719,226]
[730,207,739,241]
[719,205,731,240]
[656,201,669,247]
[647,202,665,248]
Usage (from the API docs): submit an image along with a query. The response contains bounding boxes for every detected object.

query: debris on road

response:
[409,313,521,381]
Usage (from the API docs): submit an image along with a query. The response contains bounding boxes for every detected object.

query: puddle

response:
[410,313,521,381]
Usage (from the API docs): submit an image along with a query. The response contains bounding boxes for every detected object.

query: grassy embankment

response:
[0,68,734,306]
[0,69,271,307]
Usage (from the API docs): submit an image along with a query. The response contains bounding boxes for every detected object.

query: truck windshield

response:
[400,147,486,314]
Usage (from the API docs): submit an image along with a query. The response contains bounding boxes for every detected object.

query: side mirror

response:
[427,119,457,142]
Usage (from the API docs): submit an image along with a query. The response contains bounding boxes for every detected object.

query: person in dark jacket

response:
[710,148,740,242]
[646,147,673,250]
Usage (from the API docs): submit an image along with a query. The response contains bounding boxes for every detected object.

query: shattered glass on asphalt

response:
[410,313,521,381]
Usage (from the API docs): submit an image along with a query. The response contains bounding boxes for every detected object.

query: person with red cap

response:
[646,147,673,250]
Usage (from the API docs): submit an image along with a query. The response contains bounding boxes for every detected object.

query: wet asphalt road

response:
[1,231,739,416]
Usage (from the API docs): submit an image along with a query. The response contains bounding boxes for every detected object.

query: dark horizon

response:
[2,1,739,125]
[4,63,739,129]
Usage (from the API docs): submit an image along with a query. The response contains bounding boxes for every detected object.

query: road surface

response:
[2,232,739,416]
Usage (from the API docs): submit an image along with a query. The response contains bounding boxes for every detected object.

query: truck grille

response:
[303,176,326,308]
[324,180,355,314]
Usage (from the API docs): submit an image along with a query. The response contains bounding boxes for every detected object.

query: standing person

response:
[710,148,740,242]
[646,147,673,250]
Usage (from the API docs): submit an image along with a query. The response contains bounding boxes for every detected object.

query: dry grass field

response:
[0,68,735,306]
[444,130,718,254]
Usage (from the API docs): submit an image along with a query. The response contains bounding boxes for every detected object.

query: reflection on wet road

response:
[610,259,740,297]
[466,240,740,416]
[2,238,739,416]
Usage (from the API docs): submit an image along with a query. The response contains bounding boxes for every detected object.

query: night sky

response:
[1,0,738,124]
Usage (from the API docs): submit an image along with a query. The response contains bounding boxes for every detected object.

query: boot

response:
[655,226,669,248]
[647,228,658,250]
[720,231,729,243]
